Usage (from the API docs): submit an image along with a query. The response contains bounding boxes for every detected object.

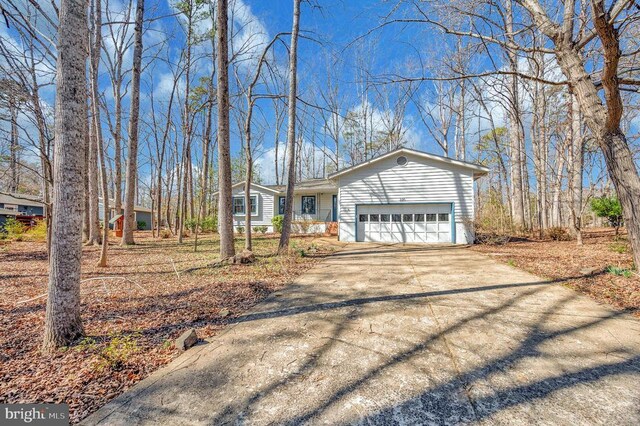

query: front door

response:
[332,195,337,222]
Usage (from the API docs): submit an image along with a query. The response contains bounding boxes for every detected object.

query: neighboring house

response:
[0,193,46,229]
[221,147,489,244]
[98,198,153,230]
[0,193,153,231]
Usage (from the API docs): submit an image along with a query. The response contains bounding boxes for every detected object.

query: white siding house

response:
[231,183,279,232]
[331,149,485,244]
[220,148,488,244]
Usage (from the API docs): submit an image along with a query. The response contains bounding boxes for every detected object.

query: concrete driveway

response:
[84,243,640,425]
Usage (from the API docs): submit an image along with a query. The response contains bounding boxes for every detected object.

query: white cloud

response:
[254,138,330,185]
[254,146,282,185]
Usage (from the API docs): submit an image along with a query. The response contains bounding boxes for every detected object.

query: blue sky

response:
[130,0,445,184]
[3,0,637,193]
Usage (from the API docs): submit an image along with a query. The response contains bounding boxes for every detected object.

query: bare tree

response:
[517,0,640,262]
[504,0,527,230]
[217,0,235,259]
[175,0,197,244]
[89,0,110,266]
[43,0,87,351]
[568,93,584,244]
[237,34,285,251]
[102,0,134,215]
[86,94,101,246]
[278,0,302,254]
[0,80,28,192]
[122,0,144,245]
[529,48,550,233]
[412,80,455,156]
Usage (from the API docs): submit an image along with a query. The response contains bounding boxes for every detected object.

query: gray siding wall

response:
[231,184,276,231]
[135,211,152,230]
[337,152,475,244]
[99,204,152,230]
[0,203,44,216]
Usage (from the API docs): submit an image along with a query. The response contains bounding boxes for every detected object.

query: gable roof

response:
[109,214,124,224]
[293,178,337,192]
[327,147,490,180]
[215,179,339,196]
[98,198,152,213]
[0,193,45,207]
[212,181,282,196]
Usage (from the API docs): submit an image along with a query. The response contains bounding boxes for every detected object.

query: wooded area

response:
[0,0,639,349]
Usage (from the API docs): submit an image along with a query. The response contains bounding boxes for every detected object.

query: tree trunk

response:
[600,132,640,256]
[113,80,122,214]
[89,0,109,266]
[244,159,253,251]
[194,80,214,252]
[9,101,19,192]
[455,79,466,161]
[28,44,54,251]
[531,85,543,236]
[155,83,177,238]
[43,0,87,351]
[216,0,235,259]
[546,5,640,267]
[244,99,256,251]
[278,0,302,254]
[536,74,549,231]
[87,104,101,245]
[551,144,566,228]
[82,106,90,243]
[505,0,525,231]
[568,93,583,245]
[122,0,144,245]
[178,4,194,244]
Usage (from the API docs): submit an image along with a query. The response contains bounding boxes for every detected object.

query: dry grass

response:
[471,228,639,317]
[0,232,336,423]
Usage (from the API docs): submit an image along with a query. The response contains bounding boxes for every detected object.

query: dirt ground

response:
[471,228,639,318]
[0,232,336,423]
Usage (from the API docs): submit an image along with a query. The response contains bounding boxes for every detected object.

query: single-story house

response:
[0,193,46,229]
[224,147,489,244]
[98,198,153,230]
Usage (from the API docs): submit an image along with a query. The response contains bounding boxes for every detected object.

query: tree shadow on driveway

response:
[204,277,640,425]
[85,247,640,426]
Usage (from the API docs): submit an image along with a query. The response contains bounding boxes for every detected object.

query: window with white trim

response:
[232,195,257,215]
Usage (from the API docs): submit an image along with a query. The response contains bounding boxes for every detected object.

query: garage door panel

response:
[357,204,452,243]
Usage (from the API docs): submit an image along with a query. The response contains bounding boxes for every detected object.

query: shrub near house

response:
[272,215,284,233]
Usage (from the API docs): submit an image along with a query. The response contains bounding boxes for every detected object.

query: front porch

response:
[287,190,338,236]
[281,190,338,224]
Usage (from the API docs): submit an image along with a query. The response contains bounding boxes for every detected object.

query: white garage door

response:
[356,204,452,243]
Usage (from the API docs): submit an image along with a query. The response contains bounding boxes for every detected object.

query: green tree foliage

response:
[591,196,623,235]
[476,127,508,167]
